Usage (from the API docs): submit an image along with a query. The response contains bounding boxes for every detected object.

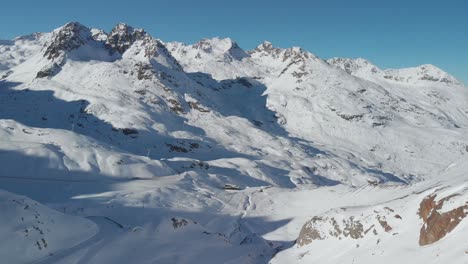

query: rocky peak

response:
[141,38,183,71]
[251,41,317,63]
[192,38,214,53]
[44,22,92,60]
[192,37,248,60]
[327,57,382,75]
[415,64,459,83]
[106,23,147,54]
[121,35,183,73]
[259,41,273,50]
[250,41,282,56]
[90,28,108,42]
[282,46,315,62]
[384,64,461,85]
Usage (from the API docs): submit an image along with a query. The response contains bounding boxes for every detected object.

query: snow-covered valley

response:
[0,22,467,263]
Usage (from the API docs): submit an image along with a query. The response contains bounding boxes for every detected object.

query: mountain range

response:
[0,22,467,264]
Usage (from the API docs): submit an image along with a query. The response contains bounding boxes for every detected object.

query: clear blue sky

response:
[1,0,466,84]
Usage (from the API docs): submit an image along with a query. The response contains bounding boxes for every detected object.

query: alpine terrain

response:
[0,22,467,264]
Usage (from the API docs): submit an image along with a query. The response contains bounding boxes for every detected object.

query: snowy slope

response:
[0,22,467,264]
[175,40,468,181]
[0,190,97,263]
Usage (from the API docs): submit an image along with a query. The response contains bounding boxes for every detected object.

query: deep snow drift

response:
[0,22,467,264]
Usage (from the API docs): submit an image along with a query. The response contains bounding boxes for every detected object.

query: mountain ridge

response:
[2,22,463,86]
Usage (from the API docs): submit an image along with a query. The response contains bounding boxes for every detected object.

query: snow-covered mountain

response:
[0,22,467,264]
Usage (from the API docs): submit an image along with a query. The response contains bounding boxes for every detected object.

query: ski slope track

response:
[0,22,467,263]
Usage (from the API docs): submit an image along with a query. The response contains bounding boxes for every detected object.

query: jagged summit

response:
[22,21,462,86]
[165,37,259,79]
[27,22,186,80]
[166,37,248,63]
[36,22,95,78]
[106,23,147,54]
[124,35,183,72]
[283,46,317,60]
[259,41,273,50]
[44,22,92,60]
[42,22,153,58]
[250,40,281,55]
[193,37,232,51]
[250,41,318,63]
[191,37,249,60]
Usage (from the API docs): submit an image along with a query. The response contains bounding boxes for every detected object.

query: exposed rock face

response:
[44,22,91,60]
[297,216,366,246]
[142,38,166,58]
[297,207,398,247]
[401,64,460,84]
[251,41,315,63]
[250,41,319,84]
[188,101,210,112]
[192,38,215,53]
[281,47,313,63]
[39,22,92,78]
[39,22,182,80]
[135,62,154,80]
[36,63,61,78]
[297,187,467,249]
[106,23,146,54]
[171,217,189,229]
[297,217,324,245]
[418,194,468,246]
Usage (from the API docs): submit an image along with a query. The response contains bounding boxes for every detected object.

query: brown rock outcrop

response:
[418,194,467,246]
[297,210,400,247]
